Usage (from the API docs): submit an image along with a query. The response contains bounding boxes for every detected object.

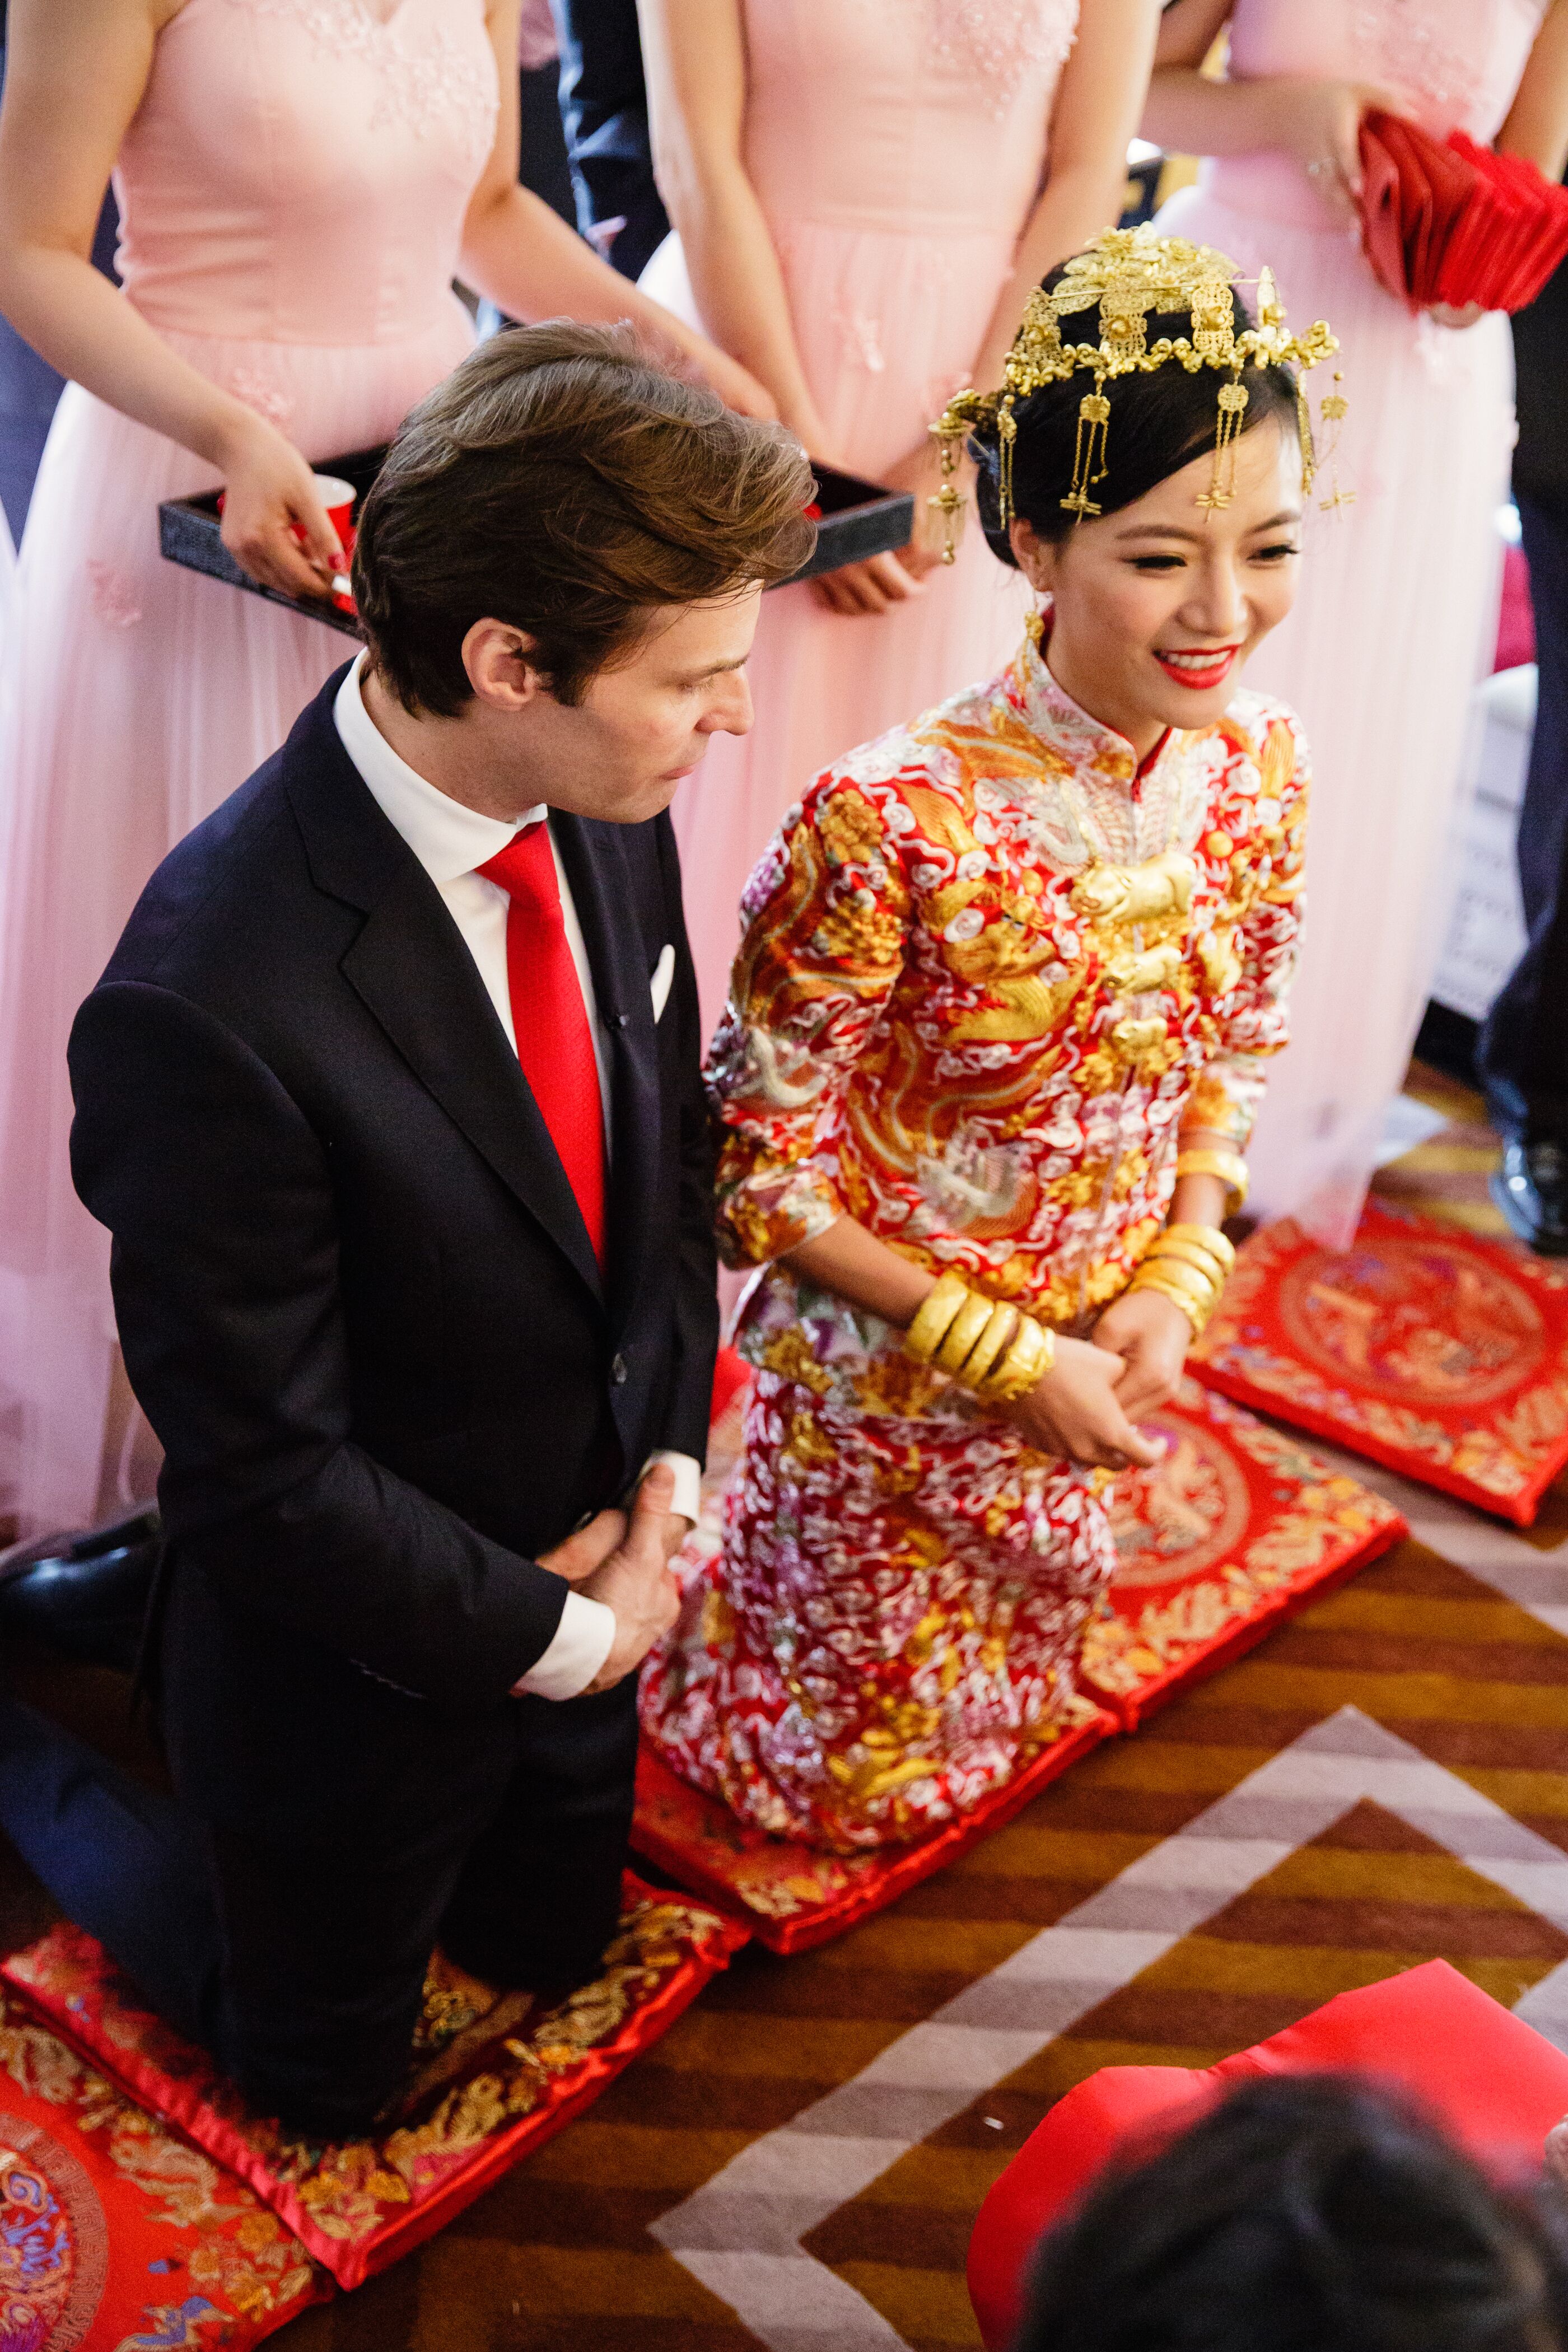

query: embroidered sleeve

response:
[1182,710,1309,1152]
[706,774,911,1268]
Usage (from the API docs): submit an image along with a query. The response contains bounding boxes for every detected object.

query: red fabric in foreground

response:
[633,1712,1113,1954]
[968,1959,1568,2350]
[1081,1379,1406,1728]
[2,1874,747,2291]
[0,1977,329,2348]
[1190,1198,1568,1525]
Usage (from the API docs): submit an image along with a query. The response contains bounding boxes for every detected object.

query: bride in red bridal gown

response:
[0,0,768,1540]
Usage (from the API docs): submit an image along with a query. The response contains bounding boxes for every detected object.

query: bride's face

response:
[1011,415,1304,759]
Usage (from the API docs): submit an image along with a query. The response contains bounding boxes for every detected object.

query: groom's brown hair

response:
[352,322,814,715]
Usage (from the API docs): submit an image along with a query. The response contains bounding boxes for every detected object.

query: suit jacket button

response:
[611,1352,628,1385]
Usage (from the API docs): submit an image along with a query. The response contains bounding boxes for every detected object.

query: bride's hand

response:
[216,410,344,600]
[1001,1334,1165,1472]
[1091,1289,1189,1425]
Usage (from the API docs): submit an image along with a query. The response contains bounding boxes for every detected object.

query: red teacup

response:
[216,472,356,564]
[309,473,356,559]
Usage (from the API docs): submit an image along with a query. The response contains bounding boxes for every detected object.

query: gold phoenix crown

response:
[928,225,1343,561]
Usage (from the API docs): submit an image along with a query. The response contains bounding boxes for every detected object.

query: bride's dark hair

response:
[970,269,1303,565]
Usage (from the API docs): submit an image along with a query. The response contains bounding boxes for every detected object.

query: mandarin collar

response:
[1007,624,1175,795]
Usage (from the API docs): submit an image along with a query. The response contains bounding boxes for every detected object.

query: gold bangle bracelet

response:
[1174,1149,1248,1215]
[1147,1236,1230,1291]
[904,1271,971,1365]
[1160,1220,1236,1274]
[1130,1264,1210,1337]
[962,1303,1021,1393]
[933,1290,996,1376]
[1139,1257,1217,1311]
[979,1315,1054,1404]
[1133,1253,1215,1306]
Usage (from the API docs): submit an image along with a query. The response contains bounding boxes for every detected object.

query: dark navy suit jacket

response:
[68,668,717,1837]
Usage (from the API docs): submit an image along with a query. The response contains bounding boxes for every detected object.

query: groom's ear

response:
[461,619,551,711]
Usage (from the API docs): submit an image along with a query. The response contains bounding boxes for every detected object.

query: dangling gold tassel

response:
[998,394,1019,529]
[1060,376,1110,520]
[1198,367,1250,514]
[1317,372,1354,513]
[1296,380,1317,498]
[927,420,969,565]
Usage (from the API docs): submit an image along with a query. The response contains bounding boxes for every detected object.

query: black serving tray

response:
[159,449,913,639]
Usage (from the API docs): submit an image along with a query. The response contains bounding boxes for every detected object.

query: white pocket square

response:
[650,942,676,1021]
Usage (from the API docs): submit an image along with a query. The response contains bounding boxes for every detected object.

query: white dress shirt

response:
[333,655,699,1700]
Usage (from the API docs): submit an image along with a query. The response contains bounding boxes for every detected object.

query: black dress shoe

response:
[1491,1138,1568,1256]
[0,1505,160,1673]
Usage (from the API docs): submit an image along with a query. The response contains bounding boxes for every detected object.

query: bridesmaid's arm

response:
[633,0,827,448]
[1140,1,1403,218]
[967,0,1164,395]
[0,0,343,596]
[634,0,922,613]
[459,0,774,418]
[1499,0,1568,178]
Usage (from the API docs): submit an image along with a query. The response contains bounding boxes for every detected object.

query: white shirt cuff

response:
[512,1588,616,1701]
[643,1449,702,1527]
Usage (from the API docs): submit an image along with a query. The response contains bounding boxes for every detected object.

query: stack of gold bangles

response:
[1174,1147,1249,1217]
[903,1272,1055,1404]
[1127,1221,1236,1336]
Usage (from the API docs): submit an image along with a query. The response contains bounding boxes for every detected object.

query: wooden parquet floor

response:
[8,1067,1568,2352]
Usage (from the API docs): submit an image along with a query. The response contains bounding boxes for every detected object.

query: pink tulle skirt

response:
[1157,177,1515,1242]
[0,302,472,1537]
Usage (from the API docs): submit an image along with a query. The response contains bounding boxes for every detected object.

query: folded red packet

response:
[1357,110,1568,314]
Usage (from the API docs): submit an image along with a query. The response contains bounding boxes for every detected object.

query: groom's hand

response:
[579,1464,683,1692]
[538,1506,628,1585]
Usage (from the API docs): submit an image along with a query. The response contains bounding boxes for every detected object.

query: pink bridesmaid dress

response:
[0,0,497,1537]
[641,0,1078,1039]
[1159,0,1539,1242]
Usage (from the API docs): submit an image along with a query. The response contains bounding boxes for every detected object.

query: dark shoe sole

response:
[1490,1170,1568,1256]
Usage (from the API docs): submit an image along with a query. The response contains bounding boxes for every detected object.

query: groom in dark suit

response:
[0,324,812,2135]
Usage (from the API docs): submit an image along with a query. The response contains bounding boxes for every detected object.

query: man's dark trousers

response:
[555,0,669,280]
[1479,491,1568,1148]
[0,667,717,2137]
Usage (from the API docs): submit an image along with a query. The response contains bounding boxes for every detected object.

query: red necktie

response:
[478,822,606,1267]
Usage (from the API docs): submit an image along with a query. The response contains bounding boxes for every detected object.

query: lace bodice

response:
[739,0,1077,235]
[113,0,498,343]
[1229,0,1543,143]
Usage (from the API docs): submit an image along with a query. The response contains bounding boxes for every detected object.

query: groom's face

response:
[534,587,763,826]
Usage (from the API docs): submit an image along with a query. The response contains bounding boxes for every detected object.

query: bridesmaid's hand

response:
[811,548,926,615]
[1427,301,1487,330]
[216,411,345,600]
[1091,1290,1189,1425]
[1267,77,1408,218]
[1002,1335,1164,1473]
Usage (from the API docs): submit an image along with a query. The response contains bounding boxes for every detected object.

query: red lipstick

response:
[1154,645,1242,692]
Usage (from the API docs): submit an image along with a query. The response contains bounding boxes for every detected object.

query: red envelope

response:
[1356,110,1568,315]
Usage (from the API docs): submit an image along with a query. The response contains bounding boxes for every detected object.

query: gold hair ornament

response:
[927,225,1340,561]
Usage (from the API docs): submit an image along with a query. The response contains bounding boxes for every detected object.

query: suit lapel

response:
[551,814,663,1335]
[285,685,604,1305]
